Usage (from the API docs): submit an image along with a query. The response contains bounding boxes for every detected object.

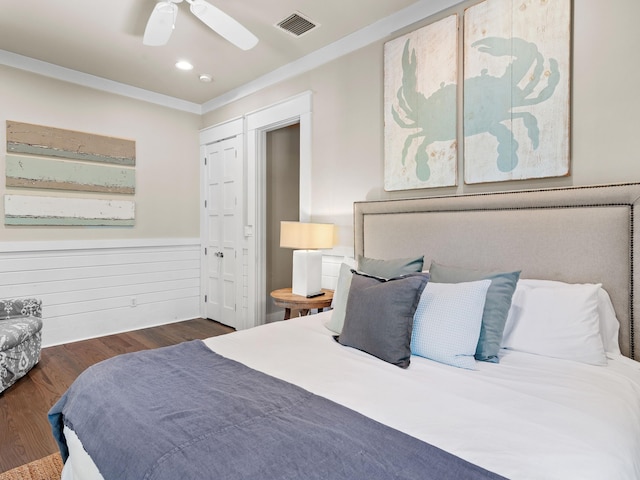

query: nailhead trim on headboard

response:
[354,183,640,360]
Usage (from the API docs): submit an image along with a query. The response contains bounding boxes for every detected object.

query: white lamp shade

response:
[280,222,335,249]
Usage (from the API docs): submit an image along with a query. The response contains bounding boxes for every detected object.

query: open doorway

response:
[244,91,312,329]
[265,124,300,322]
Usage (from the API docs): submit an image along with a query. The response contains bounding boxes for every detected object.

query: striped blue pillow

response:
[411,280,491,370]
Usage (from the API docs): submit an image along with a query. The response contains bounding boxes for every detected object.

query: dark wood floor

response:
[0,318,234,473]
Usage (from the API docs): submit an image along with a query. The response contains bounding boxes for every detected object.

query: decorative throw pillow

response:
[428,261,520,363]
[357,255,424,279]
[325,262,355,334]
[411,280,491,370]
[501,282,607,365]
[337,271,429,368]
[325,256,424,335]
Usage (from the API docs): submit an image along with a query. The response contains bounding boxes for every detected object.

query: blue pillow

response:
[411,280,491,370]
[357,255,424,278]
[428,261,521,363]
[337,271,429,368]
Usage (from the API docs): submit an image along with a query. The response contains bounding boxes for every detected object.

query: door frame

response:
[246,91,312,328]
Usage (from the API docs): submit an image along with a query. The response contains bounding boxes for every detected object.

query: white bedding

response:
[62,312,640,480]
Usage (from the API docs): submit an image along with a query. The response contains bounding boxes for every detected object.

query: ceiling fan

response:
[143,0,258,51]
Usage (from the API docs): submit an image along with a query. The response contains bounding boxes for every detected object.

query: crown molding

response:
[0,49,202,115]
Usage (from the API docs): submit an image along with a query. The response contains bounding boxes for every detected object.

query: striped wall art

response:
[4,121,136,226]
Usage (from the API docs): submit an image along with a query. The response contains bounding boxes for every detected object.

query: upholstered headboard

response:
[354,183,640,360]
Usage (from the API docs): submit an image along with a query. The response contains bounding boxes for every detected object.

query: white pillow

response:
[515,279,621,355]
[325,260,356,334]
[330,257,357,308]
[411,280,491,370]
[596,287,621,355]
[502,281,608,365]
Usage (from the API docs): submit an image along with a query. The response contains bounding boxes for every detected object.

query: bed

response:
[49,183,640,480]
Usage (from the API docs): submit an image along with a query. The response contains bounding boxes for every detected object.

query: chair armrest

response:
[1,298,43,320]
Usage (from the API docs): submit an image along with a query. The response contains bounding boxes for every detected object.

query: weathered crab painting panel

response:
[463,0,571,184]
[384,14,458,191]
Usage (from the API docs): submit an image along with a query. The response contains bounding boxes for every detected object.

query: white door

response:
[203,136,241,329]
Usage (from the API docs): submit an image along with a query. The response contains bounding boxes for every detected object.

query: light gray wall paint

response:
[0,65,201,242]
[266,124,300,315]
[201,0,640,251]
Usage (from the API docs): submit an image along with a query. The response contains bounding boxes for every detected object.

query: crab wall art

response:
[383,0,571,190]
[384,14,458,191]
[463,0,570,184]
[463,36,560,174]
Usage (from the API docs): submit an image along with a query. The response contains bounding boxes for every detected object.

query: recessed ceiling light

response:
[199,74,213,83]
[175,60,193,71]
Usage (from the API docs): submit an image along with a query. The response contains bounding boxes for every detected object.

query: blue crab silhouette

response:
[392,37,560,181]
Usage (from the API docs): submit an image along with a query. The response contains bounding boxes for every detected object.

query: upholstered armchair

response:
[0,298,43,394]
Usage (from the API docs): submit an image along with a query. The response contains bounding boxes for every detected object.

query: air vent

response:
[276,12,318,37]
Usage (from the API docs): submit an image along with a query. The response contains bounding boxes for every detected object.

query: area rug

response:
[0,452,63,480]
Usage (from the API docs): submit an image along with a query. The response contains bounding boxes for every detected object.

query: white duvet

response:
[62,312,640,480]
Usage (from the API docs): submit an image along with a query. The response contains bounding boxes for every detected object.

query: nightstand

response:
[270,288,334,320]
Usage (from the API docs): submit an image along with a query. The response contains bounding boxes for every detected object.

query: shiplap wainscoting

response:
[0,238,200,347]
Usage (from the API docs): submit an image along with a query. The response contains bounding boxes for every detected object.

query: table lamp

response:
[280,221,335,297]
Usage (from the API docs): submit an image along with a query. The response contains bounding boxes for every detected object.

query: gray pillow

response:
[428,261,520,363]
[325,255,424,334]
[337,271,429,368]
[357,255,424,278]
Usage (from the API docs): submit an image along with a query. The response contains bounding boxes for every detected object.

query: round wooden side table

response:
[270,288,334,320]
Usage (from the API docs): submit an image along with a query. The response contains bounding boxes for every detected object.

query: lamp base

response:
[292,250,322,297]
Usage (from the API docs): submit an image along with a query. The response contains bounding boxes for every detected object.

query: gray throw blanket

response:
[49,340,505,480]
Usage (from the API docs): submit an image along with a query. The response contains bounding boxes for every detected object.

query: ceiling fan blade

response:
[143,1,178,46]
[188,0,258,51]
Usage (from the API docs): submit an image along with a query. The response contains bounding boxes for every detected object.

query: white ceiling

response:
[0,0,457,110]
